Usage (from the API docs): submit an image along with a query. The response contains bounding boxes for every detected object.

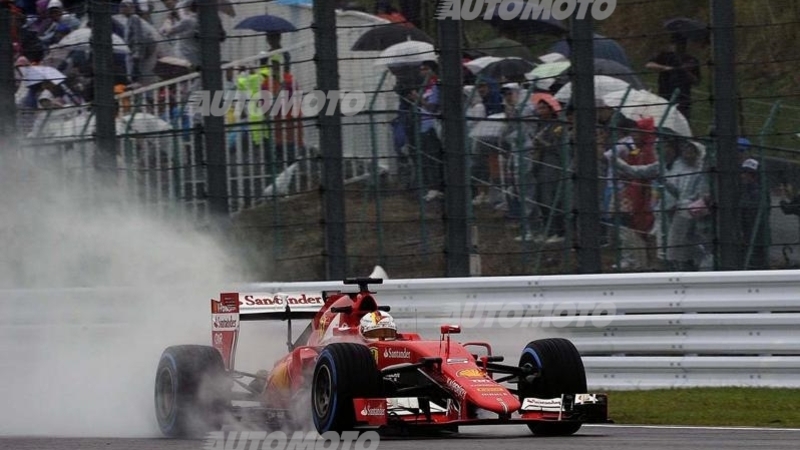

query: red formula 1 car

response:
[154,278,609,438]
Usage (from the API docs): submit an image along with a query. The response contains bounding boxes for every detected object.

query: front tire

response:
[518,338,587,436]
[311,343,383,434]
[154,345,231,438]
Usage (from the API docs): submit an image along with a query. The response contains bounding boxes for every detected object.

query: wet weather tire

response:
[311,343,383,434]
[518,338,587,436]
[154,345,231,438]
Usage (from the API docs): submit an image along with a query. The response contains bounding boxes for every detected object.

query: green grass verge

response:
[608,388,800,428]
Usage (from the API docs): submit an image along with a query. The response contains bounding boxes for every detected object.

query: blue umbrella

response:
[235,15,297,33]
[549,34,631,68]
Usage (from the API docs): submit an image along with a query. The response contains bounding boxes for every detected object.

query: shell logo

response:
[457,368,485,378]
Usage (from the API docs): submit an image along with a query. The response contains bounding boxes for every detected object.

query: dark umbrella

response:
[549,33,631,68]
[235,15,297,33]
[665,17,710,43]
[478,57,536,82]
[549,58,645,91]
[351,24,433,51]
[486,0,568,36]
[475,37,534,61]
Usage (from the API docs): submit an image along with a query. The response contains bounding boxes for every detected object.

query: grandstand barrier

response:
[4,270,800,389]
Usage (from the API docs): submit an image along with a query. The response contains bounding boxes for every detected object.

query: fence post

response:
[313,1,346,280]
[571,11,601,273]
[90,0,118,178]
[710,0,741,270]
[0,0,15,141]
[439,14,470,277]
[198,0,230,222]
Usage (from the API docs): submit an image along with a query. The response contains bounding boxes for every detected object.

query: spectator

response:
[406,60,443,202]
[530,93,566,244]
[376,1,411,26]
[399,0,422,28]
[161,0,200,68]
[39,0,81,47]
[645,34,701,121]
[739,158,770,269]
[609,137,710,271]
[500,83,540,240]
[120,0,161,86]
[603,117,658,269]
[12,6,46,63]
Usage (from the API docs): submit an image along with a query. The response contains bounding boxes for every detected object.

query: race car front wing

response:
[351,393,609,428]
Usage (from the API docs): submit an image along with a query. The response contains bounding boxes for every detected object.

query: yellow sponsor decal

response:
[457,368,485,378]
[318,315,329,338]
[370,347,379,364]
[476,387,505,392]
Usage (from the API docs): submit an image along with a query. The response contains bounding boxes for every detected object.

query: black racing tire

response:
[518,338,587,436]
[311,343,383,434]
[154,345,231,438]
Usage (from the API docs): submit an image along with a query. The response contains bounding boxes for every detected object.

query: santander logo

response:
[361,405,385,416]
[383,348,411,359]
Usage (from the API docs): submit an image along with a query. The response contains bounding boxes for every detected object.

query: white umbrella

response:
[602,89,692,137]
[51,27,131,55]
[374,41,436,67]
[33,113,127,142]
[525,61,570,90]
[118,113,173,134]
[464,56,503,75]
[19,65,67,87]
[538,52,568,64]
[553,75,631,104]
[468,113,507,140]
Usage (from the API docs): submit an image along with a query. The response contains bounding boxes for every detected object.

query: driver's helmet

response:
[359,311,397,340]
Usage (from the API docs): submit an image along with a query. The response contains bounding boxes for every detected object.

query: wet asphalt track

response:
[3,425,800,450]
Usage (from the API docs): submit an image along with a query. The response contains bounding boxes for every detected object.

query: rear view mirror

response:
[440,324,461,334]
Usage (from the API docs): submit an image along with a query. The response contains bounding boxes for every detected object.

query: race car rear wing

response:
[211,291,326,370]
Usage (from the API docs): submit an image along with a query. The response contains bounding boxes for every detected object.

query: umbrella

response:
[478,57,535,82]
[235,14,296,33]
[119,113,173,134]
[602,89,692,138]
[525,61,571,89]
[485,0,568,36]
[538,52,568,64]
[468,113,507,140]
[154,57,195,80]
[464,56,504,75]
[665,17,709,43]
[526,59,644,90]
[549,34,631,68]
[50,27,130,54]
[374,41,436,67]
[351,24,433,51]
[553,75,631,104]
[19,65,67,87]
[474,37,534,61]
[176,0,236,18]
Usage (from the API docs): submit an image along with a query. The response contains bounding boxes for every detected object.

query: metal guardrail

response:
[241,270,800,389]
[3,270,800,389]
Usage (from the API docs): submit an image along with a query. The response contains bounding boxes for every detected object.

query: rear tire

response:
[518,338,587,436]
[154,345,231,438]
[311,343,383,434]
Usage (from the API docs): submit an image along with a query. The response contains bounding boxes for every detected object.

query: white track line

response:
[586,424,800,432]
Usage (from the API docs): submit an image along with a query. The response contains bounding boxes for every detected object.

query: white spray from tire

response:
[0,142,286,437]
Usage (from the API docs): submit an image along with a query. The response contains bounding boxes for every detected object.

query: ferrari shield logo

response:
[457,368,484,378]
[370,347,379,364]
